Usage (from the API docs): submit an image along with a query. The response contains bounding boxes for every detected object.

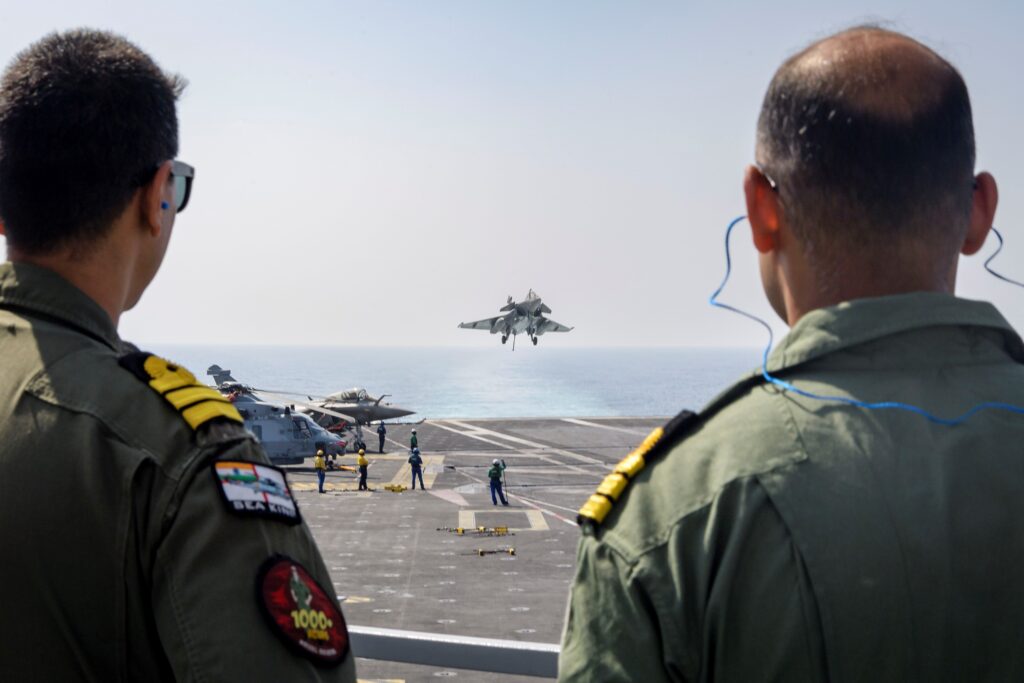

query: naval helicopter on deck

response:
[206,366,355,465]
[207,365,416,454]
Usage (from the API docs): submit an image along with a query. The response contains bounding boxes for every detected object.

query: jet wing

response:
[536,318,573,334]
[458,317,503,333]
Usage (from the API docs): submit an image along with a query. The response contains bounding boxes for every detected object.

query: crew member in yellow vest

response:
[314,450,327,494]
[357,450,369,491]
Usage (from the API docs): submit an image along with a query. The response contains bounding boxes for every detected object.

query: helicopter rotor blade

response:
[256,391,359,423]
[250,387,334,401]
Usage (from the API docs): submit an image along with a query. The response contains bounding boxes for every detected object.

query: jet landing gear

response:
[532,336,538,346]
[501,334,508,344]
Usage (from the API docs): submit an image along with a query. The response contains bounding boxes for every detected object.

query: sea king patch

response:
[257,556,349,666]
[213,461,301,525]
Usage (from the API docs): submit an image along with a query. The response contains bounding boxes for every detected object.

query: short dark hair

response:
[0,29,185,254]
[757,27,975,260]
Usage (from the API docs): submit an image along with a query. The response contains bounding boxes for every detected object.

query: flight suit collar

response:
[766,292,1024,374]
[0,261,121,350]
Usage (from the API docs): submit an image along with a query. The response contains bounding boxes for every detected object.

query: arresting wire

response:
[709,216,1024,426]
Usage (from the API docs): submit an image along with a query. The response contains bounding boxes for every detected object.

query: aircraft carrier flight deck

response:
[284,416,667,683]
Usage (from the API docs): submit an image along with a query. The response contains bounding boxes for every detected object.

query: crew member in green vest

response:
[488,459,509,506]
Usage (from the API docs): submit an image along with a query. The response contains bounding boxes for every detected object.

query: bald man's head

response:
[756,26,975,269]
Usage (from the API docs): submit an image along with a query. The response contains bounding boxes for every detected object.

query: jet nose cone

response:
[377,407,415,420]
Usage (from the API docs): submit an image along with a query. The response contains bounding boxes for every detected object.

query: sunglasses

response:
[138,160,195,213]
[169,160,195,212]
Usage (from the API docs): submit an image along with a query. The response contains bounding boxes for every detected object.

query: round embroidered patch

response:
[256,556,349,666]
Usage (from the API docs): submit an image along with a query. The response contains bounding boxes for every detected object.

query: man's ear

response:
[744,165,782,254]
[962,172,998,256]
[141,161,173,236]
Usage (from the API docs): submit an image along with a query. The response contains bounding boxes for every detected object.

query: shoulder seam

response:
[22,390,165,462]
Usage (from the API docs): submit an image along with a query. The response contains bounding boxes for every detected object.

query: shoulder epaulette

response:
[577,409,700,527]
[118,352,243,431]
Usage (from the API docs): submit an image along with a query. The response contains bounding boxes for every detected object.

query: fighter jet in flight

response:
[459,289,573,347]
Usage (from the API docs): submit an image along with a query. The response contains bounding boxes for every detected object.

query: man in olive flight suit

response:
[561,27,1024,681]
[0,31,356,680]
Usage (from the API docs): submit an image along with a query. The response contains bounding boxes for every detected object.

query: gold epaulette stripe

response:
[578,494,614,524]
[164,386,230,411]
[143,355,200,395]
[140,355,243,430]
[596,472,629,500]
[577,426,665,526]
[615,452,645,479]
[181,400,243,431]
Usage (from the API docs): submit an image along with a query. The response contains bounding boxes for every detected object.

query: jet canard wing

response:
[458,316,504,333]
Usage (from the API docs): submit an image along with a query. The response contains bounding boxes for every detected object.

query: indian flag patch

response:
[213,460,301,525]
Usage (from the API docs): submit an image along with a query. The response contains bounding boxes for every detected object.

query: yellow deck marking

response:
[292,482,364,492]
[342,596,374,604]
[389,454,444,489]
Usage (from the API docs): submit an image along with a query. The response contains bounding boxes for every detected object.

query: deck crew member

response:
[377,422,387,453]
[357,449,369,491]
[409,427,418,450]
[408,447,425,490]
[0,30,354,680]
[560,26,1024,682]
[488,459,509,506]
[314,449,327,493]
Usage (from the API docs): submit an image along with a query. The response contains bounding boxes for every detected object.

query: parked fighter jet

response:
[300,389,416,449]
[459,289,573,347]
[272,388,415,427]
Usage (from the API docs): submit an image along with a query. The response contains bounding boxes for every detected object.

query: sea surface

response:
[153,345,761,419]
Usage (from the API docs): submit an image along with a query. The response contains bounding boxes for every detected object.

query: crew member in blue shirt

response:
[488,459,509,506]
[408,447,425,490]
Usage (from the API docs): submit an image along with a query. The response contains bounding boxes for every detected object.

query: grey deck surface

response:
[284,416,667,682]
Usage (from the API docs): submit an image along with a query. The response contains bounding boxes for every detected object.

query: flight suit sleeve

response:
[559,534,675,683]
[150,433,356,682]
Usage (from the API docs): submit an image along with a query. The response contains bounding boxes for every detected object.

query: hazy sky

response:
[1,1,1021,347]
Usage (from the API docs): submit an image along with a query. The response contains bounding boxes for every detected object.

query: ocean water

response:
[152,345,761,419]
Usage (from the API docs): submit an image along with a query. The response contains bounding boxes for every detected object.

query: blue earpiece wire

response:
[984,227,1024,288]
[709,216,1024,426]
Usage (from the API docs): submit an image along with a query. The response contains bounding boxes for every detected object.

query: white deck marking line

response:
[429,489,470,507]
[429,421,518,450]
[561,417,648,436]
[509,496,575,527]
[510,492,583,516]
[432,421,590,474]
[490,467,593,475]
[458,509,549,532]
[442,420,609,469]
[384,436,408,450]
[455,468,577,527]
